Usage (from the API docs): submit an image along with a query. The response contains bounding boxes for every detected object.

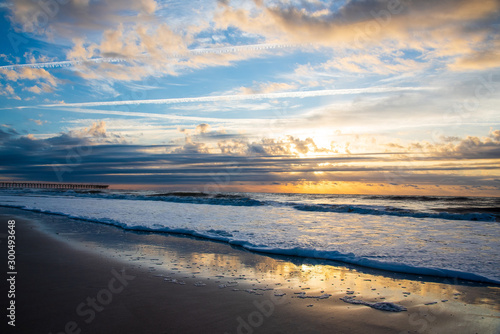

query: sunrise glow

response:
[0,0,499,196]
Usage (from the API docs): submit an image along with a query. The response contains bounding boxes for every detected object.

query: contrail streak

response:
[38,87,434,108]
[0,58,126,70]
[0,43,299,70]
[52,107,272,124]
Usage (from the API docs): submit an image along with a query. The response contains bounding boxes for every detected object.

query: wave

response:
[145,192,263,206]
[361,195,473,201]
[149,192,249,200]
[7,189,499,221]
[149,195,499,222]
[433,207,500,215]
[291,203,499,222]
[101,193,500,221]
[3,204,499,285]
[28,190,265,207]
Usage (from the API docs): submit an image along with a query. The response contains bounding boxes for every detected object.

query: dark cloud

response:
[8,0,157,36]
[385,132,500,159]
[0,127,18,142]
[217,0,500,70]
[45,133,90,147]
[195,123,211,134]
[172,141,210,154]
[1,124,499,187]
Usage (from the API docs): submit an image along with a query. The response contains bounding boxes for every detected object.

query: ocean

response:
[1,189,499,284]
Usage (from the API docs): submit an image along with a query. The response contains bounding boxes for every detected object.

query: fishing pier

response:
[0,182,109,190]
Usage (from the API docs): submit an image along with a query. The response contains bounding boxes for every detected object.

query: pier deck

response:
[0,182,109,190]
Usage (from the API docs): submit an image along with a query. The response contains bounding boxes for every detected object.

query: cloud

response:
[24,83,54,94]
[3,0,498,98]
[195,123,211,134]
[319,49,426,75]
[0,83,20,100]
[1,43,297,72]
[64,23,287,82]
[29,119,47,126]
[214,0,500,70]
[385,130,500,159]
[239,81,297,94]
[0,126,19,143]
[440,135,500,159]
[174,123,237,154]
[68,23,188,62]
[5,0,300,85]
[25,85,42,94]
[5,0,193,84]
[0,122,498,189]
[239,135,332,156]
[77,120,108,138]
[0,67,58,97]
[177,123,334,157]
[449,39,500,71]
[0,121,126,169]
[8,0,157,36]
[491,129,500,141]
[172,140,211,154]
[36,86,433,108]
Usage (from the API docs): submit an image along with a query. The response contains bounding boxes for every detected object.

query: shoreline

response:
[2,204,499,286]
[2,207,500,333]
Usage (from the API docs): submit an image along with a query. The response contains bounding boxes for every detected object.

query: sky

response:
[0,0,499,196]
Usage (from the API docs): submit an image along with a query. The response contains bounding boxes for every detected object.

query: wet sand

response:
[1,207,499,334]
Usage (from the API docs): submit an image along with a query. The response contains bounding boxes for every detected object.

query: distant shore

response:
[2,207,499,334]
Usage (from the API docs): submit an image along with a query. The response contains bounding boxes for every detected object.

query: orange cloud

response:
[215,0,500,71]
[0,67,58,97]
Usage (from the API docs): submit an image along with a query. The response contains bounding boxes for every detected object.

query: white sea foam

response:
[0,193,499,284]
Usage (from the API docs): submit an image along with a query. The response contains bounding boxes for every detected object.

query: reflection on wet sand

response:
[32,209,500,332]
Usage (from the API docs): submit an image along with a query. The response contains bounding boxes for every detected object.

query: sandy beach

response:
[1,207,499,334]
